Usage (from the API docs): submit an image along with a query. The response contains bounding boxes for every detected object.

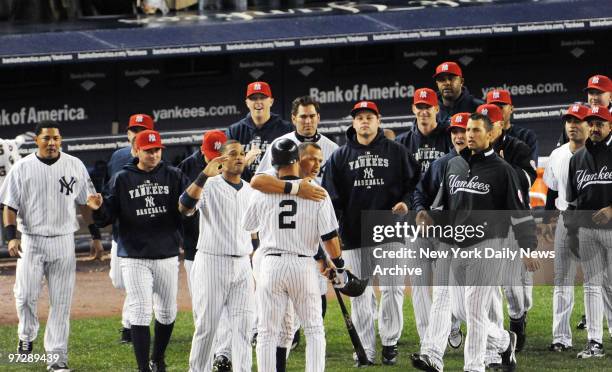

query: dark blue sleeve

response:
[400,148,420,205]
[321,153,344,218]
[526,131,539,163]
[95,174,120,227]
[412,162,439,212]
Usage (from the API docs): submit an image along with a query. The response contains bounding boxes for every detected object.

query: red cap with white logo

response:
[201,130,228,160]
[413,88,438,107]
[351,101,380,117]
[561,103,589,121]
[128,114,154,130]
[135,130,165,150]
[449,112,470,130]
[246,81,272,98]
[584,105,612,122]
[486,89,512,105]
[433,61,463,78]
[476,104,504,123]
[584,75,612,93]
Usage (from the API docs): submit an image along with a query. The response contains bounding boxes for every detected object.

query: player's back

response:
[245,179,336,257]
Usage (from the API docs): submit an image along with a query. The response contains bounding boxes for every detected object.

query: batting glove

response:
[332,267,348,289]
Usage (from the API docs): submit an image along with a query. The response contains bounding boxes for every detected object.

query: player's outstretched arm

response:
[78,204,104,261]
[250,174,327,201]
[3,206,21,258]
[179,155,227,216]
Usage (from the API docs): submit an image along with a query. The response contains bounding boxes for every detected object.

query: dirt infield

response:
[0,254,193,326]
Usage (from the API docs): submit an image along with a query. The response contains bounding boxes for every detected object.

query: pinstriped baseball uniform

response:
[0,136,24,186]
[1,152,95,367]
[256,132,339,182]
[189,175,255,372]
[243,179,338,372]
[544,143,612,346]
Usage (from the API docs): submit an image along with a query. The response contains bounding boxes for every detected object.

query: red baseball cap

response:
[584,105,612,122]
[201,130,227,160]
[351,101,380,117]
[413,88,438,107]
[584,75,612,93]
[128,114,154,130]
[561,103,589,121]
[477,104,504,123]
[433,61,462,78]
[246,81,272,98]
[486,89,512,105]
[135,130,165,150]
[449,112,470,131]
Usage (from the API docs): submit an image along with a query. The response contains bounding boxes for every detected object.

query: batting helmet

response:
[339,270,369,297]
[271,138,299,169]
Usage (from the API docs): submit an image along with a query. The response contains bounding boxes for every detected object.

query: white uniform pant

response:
[579,227,612,344]
[189,252,254,372]
[501,229,533,319]
[120,256,179,327]
[256,254,325,372]
[344,243,405,361]
[411,237,433,341]
[110,240,130,329]
[14,234,76,366]
[449,239,510,372]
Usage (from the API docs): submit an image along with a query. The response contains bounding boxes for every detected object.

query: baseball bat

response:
[334,287,369,365]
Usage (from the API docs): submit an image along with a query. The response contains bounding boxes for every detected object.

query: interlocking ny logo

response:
[572,105,580,112]
[455,115,463,123]
[419,90,428,98]
[135,115,144,123]
[59,176,76,196]
[148,133,156,142]
[492,91,500,99]
[254,83,262,91]
[360,102,368,108]
[481,108,488,116]
[592,76,600,84]
[441,63,449,71]
[592,106,600,114]
[145,196,155,208]
[214,141,222,151]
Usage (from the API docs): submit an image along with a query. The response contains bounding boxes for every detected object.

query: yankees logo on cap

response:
[477,104,504,123]
[350,101,380,117]
[246,81,272,98]
[128,113,155,130]
[202,130,228,160]
[486,89,512,105]
[413,87,438,107]
[583,105,612,122]
[433,61,463,78]
[481,108,488,115]
[584,74,612,93]
[135,129,165,150]
[562,103,589,121]
[449,112,470,131]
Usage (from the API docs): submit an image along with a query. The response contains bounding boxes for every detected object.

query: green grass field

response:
[1,286,611,371]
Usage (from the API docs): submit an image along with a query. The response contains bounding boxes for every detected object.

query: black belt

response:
[266,253,309,258]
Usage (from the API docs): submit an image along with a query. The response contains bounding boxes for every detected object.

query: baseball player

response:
[432,112,539,371]
[88,130,190,372]
[178,140,255,372]
[0,132,28,243]
[1,120,102,372]
[106,113,155,343]
[558,74,612,147]
[243,138,344,372]
[410,112,470,371]
[486,89,539,163]
[543,103,591,351]
[565,105,612,359]
[322,101,420,365]
[226,81,292,181]
[433,61,484,125]
[395,87,451,344]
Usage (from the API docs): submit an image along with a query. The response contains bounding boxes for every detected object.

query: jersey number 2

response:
[279,200,297,229]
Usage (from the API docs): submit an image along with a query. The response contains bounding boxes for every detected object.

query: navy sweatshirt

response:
[507,124,539,164]
[493,134,537,209]
[436,87,484,126]
[177,150,208,261]
[94,159,190,259]
[105,146,134,241]
[412,148,458,212]
[322,127,420,250]
[226,112,292,181]
[395,123,451,174]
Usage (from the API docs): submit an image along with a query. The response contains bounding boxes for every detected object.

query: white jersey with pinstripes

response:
[0,152,94,236]
[255,132,339,183]
[196,174,254,256]
[0,137,24,186]
[543,143,573,211]
[242,179,338,256]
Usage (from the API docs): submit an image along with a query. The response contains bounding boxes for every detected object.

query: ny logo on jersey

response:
[363,168,374,179]
[145,196,155,208]
[419,90,428,98]
[59,176,76,196]
[592,76,600,84]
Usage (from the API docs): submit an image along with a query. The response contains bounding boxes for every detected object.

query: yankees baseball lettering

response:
[575,166,612,190]
[448,175,491,194]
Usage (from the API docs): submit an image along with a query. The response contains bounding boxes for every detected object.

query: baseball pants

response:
[450,238,510,372]
[411,237,433,342]
[344,243,405,362]
[14,233,76,367]
[501,229,533,319]
[578,227,612,344]
[189,252,254,372]
[110,240,130,329]
[257,254,325,372]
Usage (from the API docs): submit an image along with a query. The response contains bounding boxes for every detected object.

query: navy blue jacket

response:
[507,124,539,163]
[177,150,207,261]
[322,127,420,250]
[412,148,458,212]
[226,112,292,181]
[436,87,484,126]
[105,146,134,241]
[395,123,451,174]
[493,134,537,208]
[94,159,190,259]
